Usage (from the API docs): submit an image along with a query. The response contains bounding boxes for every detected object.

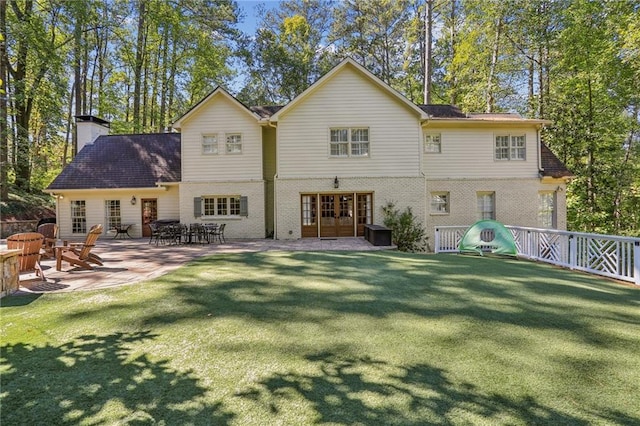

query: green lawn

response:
[1,251,639,425]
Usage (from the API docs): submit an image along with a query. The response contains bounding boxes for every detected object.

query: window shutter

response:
[240,196,248,217]
[194,197,202,217]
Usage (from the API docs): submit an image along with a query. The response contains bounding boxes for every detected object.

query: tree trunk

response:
[0,0,8,200]
[133,0,147,133]
[423,0,433,104]
[486,15,502,113]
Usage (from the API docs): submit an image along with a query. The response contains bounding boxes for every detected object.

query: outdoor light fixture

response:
[334,176,339,189]
[131,196,137,205]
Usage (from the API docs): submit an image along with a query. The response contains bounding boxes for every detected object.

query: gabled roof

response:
[172,87,261,130]
[269,57,429,121]
[540,143,574,178]
[46,133,181,190]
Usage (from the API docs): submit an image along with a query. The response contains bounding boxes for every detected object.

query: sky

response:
[235,0,282,34]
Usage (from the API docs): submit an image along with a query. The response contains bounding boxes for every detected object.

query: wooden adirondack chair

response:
[37,223,58,259]
[6,232,46,280]
[57,224,104,270]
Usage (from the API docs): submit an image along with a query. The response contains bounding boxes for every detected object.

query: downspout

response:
[269,120,278,240]
[537,126,543,177]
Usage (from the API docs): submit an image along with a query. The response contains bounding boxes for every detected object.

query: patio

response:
[13,237,387,294]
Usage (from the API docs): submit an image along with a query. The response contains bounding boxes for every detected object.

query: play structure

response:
[458,220,518,256]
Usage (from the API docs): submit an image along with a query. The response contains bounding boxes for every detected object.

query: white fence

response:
[434,225,640,286]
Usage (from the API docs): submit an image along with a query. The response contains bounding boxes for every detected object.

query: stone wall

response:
[1,220,38,239]
[1,249,21,297]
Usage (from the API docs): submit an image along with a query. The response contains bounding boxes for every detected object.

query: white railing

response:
[434,225,640,286]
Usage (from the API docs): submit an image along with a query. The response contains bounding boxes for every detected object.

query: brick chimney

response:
[75,115,110,154]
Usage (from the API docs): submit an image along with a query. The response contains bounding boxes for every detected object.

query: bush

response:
[381,201,428,252]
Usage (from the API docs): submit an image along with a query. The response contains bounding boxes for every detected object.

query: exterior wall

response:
[179,181,266,239]
[263,127,277,237]
[423,125,541,179]
[425,178,567,245]
[275,176,425,239]
[276,65,422,178]
[180,94,263,181]
[55,187,179,239]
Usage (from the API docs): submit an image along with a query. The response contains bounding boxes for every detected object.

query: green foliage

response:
[381,201,428,252]
[1,186,55,220]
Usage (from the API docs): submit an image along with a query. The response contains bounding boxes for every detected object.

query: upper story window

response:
[330,128,369,157]
[424,133,441,153]
[495,134,525,160]
[226,133,242,154]
[202,135,218,154]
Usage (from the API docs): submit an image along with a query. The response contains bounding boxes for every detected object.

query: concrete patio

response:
[10,237,392,295]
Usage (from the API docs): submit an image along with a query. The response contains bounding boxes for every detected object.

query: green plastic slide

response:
[458,220,517,256]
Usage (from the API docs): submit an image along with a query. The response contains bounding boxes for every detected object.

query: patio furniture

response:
[211,223,226,243]
[37,223,58,258]
[6,232,46,280]
[56,224,103,271]
[113,223,133,239]
[203,223,218,243]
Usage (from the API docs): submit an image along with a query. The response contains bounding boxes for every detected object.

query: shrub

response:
[381,201,428,252]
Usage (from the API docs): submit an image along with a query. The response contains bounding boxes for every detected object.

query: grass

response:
[1,251,639,425]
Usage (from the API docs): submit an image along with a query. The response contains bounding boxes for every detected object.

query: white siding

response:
[55,187,179,239]
[277,66,422,178]
[181,94,262,181]
[423,127,541,179]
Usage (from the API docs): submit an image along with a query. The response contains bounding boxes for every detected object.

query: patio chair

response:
[58,224,104,270]
[37,223,58,259]
[211,223,226,243]
[6,232,46,280]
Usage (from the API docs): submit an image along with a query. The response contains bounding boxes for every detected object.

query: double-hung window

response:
[330,128,369,157]
[495,134,526,160]
[202,135,218,154]
[430,192,449,214]
[477,192,495,220]
[226,133,242,154]
[424,133,441,153]
[538,192,556,228]
[105,200,121,230]
[71,200,87,234]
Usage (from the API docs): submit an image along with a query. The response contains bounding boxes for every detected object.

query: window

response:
[350,128,369,156]
[202,196,241,217]
[495,134,525,160]
[357,193,372,226]
[330,127,369,157]
[71,200,87,234]
[105,200,121,230]
[477,192,495,220]
[302,195,317,226]
[430,192,449,214]
[202,135,218,154]
[424,133,441,153]
[226,133,242,154]
[539,192,556,228]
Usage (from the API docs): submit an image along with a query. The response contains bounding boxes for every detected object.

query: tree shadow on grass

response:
[0,331,233,425]
[236,350,590,425]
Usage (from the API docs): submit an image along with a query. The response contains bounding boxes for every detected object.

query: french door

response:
[301,193,372,238]
[141,199,157,237]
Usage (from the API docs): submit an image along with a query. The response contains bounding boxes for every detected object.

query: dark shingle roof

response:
[418,104,467,118]
[47,133,181,190]
[250,105,284,119]
[540,143,573,178]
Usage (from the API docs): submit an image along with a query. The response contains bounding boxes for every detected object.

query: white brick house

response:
[47,58,572,245]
